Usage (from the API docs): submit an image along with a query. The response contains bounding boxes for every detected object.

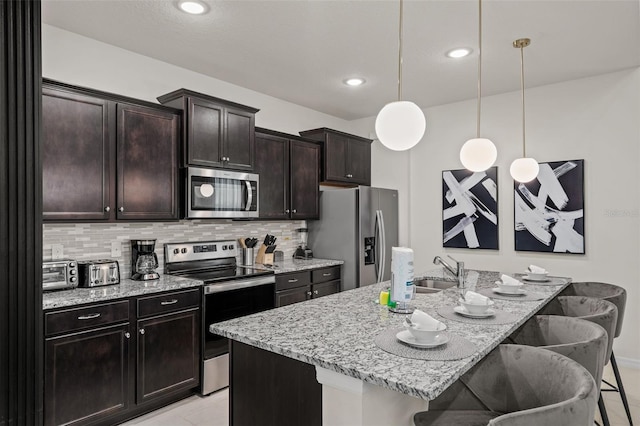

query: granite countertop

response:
[43,258,343,310]
[210,268,571,401]
[256,258,344,274]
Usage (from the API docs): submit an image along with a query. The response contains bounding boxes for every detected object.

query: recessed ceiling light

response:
[446,48,473,59]
[179,1,207,15]
[343,78,366,87]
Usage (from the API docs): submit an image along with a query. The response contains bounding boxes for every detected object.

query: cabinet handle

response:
[160,299,179,305]
[139,328,145,335]
[104,206,110,212]
[306,291,312,297]
[124,332,131,339]
[292,209,297,213]
[285,209,290,214]
[119,207,124,212]
[313,290,319,295]
[288,278,298,283]
[77,313,100,320]
[346,174,353,178]
[322,273,332,277]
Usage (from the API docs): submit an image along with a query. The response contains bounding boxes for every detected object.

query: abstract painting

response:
[514,159,584,253]
[442,167,498,249]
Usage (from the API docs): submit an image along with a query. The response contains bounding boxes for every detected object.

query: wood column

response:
[0,0,43,424]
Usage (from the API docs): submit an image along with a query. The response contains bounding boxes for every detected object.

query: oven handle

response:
[204,275,275,294]
[244,181,253,211]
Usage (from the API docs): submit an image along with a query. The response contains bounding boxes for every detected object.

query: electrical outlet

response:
[52,244,63,259]
[111,241,122,257]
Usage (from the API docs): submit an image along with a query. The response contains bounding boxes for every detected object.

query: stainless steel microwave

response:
[186,167,259,219]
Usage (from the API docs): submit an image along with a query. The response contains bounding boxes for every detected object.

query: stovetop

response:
[175,265,273,284]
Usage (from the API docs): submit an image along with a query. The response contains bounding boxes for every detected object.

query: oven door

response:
[187,167,259,219]
[202,276,275,394]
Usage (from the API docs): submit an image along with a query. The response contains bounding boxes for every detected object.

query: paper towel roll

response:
[390,247,414,304]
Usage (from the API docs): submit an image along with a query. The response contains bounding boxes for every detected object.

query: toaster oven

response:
[42,259,78,291]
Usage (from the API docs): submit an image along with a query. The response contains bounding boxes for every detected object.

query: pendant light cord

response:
[397,0,404,102]
[519,42,526,157]
[476,0,482,138]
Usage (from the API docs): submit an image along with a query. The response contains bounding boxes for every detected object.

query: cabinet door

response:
[275,286,311,307]
[44,324,130,426]
[347,138,371,186]
[324,132,348,183]
[136,309,200,403]
[117,104,180,220]
[255,133,289,220]
[312,280,340,299]
[224,107,255,171]
[42,87,113,221]
[290,140,320,219]
[188,98,224,167]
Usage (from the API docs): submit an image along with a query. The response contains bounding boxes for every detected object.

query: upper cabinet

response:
[255,128,320,220]
[299,128,372,186]
[42,80,180,222]
[157,89,259,171]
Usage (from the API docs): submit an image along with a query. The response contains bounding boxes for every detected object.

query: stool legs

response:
[598,394,611,426]
[602,351,634,425]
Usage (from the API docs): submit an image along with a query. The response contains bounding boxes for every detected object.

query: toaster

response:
[77,259,120,287]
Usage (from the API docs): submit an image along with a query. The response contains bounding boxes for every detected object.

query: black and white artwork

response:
[442,167,498,249]
[514,159,584,253]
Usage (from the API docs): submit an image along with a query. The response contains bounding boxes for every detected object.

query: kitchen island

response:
[210,268,571,426]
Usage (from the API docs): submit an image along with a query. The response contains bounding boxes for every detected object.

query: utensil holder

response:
[242,248,255,266]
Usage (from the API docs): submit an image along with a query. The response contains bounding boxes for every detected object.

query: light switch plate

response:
[52,244,63,259]
[111,241,122,257]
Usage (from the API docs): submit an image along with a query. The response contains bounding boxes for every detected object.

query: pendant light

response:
[459,0,497,172]
[375,0,426,151]
[509,38,539,183]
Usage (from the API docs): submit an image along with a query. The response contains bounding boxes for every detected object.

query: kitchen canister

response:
[242,247,255,266]
[389,247,415,314]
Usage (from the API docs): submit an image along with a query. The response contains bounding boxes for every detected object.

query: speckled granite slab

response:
[256,258,343,274]
[210,269,571,401]
[43,274,204,310]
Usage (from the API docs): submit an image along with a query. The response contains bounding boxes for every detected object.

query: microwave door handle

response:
[244,181,253,211]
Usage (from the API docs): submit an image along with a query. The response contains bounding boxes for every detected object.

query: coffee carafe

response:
[131,239,160,280]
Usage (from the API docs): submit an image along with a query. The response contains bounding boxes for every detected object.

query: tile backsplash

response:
[43,220,304,278]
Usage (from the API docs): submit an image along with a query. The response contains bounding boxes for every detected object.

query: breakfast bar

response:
[210,268,571,426]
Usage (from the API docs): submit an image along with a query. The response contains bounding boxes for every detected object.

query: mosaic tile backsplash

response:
[43,220,304,278]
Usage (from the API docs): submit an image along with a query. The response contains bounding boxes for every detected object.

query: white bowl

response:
[527,271,548,281]
[458,298,494,315]
[495,280,524,294]
[403,321,446,343]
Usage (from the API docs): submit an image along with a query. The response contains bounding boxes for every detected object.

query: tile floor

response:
[122,364,639,425]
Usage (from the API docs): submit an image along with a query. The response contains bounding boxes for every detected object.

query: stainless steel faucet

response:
[433,255,465,288]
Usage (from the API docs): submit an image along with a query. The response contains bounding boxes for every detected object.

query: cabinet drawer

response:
[45,300,129,337]
[311,266,341,283]
[275,271,311,291]
[137,288,201,318]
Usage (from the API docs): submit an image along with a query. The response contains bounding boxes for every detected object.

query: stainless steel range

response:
[164,239,275,395]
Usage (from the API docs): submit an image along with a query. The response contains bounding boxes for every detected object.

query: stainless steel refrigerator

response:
[308,186,399,291]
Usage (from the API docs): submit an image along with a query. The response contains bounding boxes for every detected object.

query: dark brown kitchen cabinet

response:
[44,302,130,426]
[275,265,341,307]
[42,80,180,222]
[157,89,259,171]
[299,128,372,186]
[255,128,320,220]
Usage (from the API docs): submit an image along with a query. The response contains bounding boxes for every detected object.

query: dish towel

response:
[464,291,491,305]
[528,264,548,274]
[410,309,443,331]
[500,274,523,287]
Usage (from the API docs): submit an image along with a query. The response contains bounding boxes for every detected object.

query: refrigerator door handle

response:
[374,211,380,281]
[378,210,387,282]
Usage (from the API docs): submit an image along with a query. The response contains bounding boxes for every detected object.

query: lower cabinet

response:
[275,266,341,307]
[44,289,201,426]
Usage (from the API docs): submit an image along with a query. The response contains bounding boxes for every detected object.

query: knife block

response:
[255,244,274,265]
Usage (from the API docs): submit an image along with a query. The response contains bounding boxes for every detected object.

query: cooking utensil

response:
[239,238,247,248]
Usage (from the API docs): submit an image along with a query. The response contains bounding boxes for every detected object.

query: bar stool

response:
[539,296,618,426]
[561,282,632,425]
[413,344,598,426]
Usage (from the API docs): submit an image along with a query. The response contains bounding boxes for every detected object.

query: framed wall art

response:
[442,167,498,250]
[514,159,584,253]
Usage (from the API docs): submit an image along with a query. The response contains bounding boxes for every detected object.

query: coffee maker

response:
[293,228,313,259]
[131,239,160,280]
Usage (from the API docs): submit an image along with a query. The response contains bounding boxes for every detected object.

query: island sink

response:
[414,279,458,293]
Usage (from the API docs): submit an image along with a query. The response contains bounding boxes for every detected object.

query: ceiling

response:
[42,0,640,121]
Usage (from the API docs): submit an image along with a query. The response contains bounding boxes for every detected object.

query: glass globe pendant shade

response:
[510,157,539,183]
[375,101,426,151]
[459,138,497,172]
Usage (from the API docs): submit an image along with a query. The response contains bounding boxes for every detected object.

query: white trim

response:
[615,354,640,370]
[316,367,366,394]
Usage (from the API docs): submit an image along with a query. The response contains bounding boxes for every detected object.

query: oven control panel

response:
[165,240,238,263]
